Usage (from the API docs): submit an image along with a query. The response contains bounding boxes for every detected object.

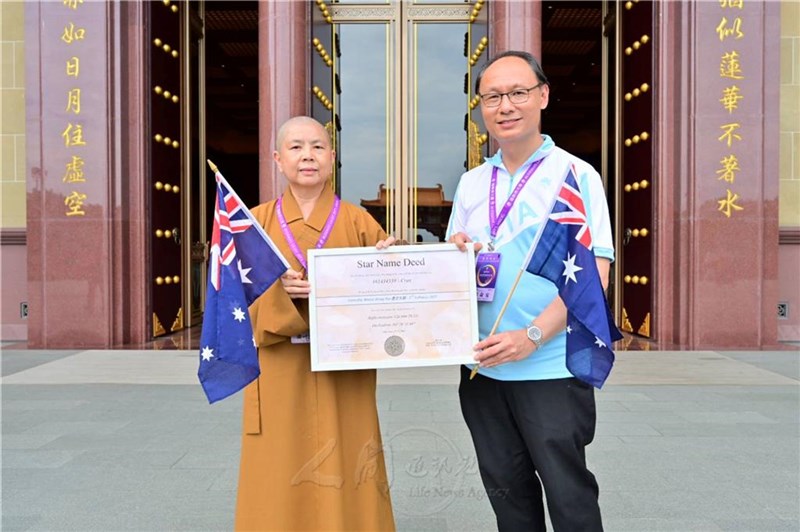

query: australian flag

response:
[524,165,622,388]
[198,167,289,403]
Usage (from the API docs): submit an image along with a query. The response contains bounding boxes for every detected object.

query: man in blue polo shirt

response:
[447,50,614,531]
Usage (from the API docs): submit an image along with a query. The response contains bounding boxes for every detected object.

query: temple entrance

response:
[311,1,487,243]
[541,0,656,340]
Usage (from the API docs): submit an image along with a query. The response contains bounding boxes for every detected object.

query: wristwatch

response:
[526,323,543,349]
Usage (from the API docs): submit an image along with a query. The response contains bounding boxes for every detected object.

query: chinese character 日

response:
[716,154,740,183]
[63,155,86,183]
[61,23,86,44]
[718,123,742,147]
[716,17,744,41]
[719,86,743,113]
[66,56,80,77]
[64,191,87,216]
[720,51,744,80]
[717,189,744,217]
[61,123,87,147]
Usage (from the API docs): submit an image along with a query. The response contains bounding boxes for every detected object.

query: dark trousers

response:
[459,366,602,532]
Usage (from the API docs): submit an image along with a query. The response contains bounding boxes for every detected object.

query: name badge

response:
[475,252,501,302]
[291,332,311,344]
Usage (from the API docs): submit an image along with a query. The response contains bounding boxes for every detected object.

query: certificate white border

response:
[307,243,478,371]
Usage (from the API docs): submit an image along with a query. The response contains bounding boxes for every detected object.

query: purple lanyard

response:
[489,157,545,243]
[276,195,340,271]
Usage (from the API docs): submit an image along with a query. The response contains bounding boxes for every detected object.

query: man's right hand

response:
[448,232,483,253]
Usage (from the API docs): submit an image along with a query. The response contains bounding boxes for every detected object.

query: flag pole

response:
[469,165,573,380]
[205,159,290,270]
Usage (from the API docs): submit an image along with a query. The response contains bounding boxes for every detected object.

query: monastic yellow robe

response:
[235,185,396,532]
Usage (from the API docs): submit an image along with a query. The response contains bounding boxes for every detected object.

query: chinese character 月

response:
[717,189,744,218]
[64,191,87,216]
[63,155,86,183]
[720,51,744,80]
[61,23,86,44]
[718,123,742,147]
[65,88,81,114]
[716,17,744,41]
[716,154,740,183]
[61,123,87,147]
[719,86,743,113]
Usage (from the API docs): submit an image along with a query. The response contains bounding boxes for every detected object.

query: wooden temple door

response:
[147,0,184,337]
[617,0,656,338]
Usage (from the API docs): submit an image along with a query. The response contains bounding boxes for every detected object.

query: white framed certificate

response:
[307,244,479,371]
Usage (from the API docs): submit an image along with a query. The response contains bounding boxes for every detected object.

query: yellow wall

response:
[0,1,26,228]
[781,0,800,227]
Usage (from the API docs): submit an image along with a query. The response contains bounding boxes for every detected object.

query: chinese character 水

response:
[717,189,744,218]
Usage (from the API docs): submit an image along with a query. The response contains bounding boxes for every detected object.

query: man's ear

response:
[539,84,550,110]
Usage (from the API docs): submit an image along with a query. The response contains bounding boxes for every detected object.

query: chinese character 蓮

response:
[717,189,744,218]
[63,0,84,9]
[65,191,87,216]
[720,51,744,80]
[718,123,742,147]
[716,154,740,183]
[719,0,743,8]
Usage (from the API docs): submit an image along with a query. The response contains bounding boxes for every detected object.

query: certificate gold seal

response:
[384,335,405,357]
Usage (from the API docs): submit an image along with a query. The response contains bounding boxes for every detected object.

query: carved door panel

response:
[148,0,184,337]
[619,0,655,337]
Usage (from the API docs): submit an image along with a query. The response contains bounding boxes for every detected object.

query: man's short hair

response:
[474,50,550,95]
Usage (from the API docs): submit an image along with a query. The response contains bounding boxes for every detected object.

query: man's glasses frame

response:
[479,83,544,108]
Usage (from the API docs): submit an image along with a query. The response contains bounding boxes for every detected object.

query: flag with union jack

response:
[198,167,289,403]
[524,165,622,388]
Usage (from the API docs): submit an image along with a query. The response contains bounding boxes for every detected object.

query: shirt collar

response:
[281,184,336,231]
[485,134,555,174]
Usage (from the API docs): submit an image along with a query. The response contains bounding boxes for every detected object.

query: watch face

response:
[528,325,542,342]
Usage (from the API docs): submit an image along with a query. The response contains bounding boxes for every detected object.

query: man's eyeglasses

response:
[479,83,544,108]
